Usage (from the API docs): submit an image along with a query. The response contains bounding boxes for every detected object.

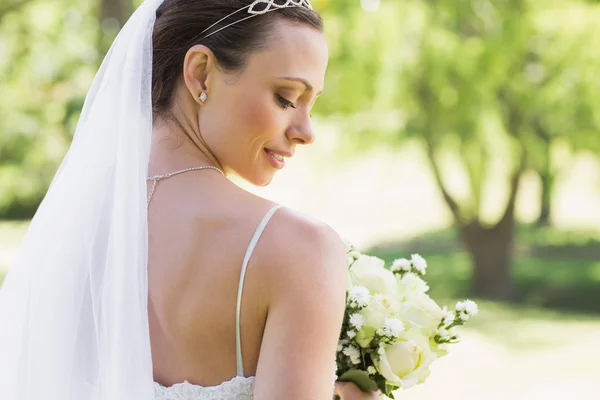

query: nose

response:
[286,117,315,145]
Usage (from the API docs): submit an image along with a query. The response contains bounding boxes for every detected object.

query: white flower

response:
[441,306,454,320]
[437,328,449,339]
[337,339,350,352]
[367,366,377,375]
[397,273,430,299]
[441,306,455,326]
[348,250,361,259]
[391,258,411,272]
[382,317,405,338]
[433,342,449,358]
[373,293,385,302]
[355,294,399,347]
[343,345,362,365]
[410,254,427,274]
[347,330,357,339]
[458,299,479,317]
[374,330,437,389]
[349,313,365,330]
[398,293,443,333]
[348,255,400,300]
[348,286,371,308]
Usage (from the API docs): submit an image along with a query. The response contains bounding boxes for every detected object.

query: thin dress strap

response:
[236,204,282,377]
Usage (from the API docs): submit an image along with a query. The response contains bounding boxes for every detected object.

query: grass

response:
[368,223,600,313]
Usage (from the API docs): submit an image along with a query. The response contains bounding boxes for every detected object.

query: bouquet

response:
[335,242,479,398]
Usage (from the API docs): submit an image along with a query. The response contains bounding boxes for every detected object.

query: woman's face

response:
[193,20,329,186]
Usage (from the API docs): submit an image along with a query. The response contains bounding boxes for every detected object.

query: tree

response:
[0,0,100,218]
[524,6,600,226]
[396,0,600,299]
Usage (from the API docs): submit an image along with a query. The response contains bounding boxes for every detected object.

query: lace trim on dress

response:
[154,376,255,400]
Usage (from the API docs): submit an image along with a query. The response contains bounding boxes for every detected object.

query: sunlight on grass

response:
[401,300,600,399]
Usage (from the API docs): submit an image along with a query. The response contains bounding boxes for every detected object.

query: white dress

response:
[153,206,279,399]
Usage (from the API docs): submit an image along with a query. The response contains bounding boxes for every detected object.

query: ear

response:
[182,44,217,103]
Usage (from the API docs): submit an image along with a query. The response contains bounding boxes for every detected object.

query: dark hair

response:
[151,0,323,115]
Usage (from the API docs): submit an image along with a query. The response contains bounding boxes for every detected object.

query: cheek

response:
[200,88,284,169]
[236,92,280,140]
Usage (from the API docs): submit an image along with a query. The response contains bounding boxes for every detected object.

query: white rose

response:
[396,273,430,300]
[349,255,400,300]
[375,330,437,388]
[355,294,398,347]
[398,293,443,333]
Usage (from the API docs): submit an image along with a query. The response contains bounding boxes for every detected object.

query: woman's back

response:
[148,170,348,398]
[148,172,275,387]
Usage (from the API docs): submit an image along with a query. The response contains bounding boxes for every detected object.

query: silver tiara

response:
[200,0,314,40]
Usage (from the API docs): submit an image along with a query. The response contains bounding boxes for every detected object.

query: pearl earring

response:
[199,92,208,103]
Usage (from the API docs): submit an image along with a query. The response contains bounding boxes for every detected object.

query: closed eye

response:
[276,94,297,110]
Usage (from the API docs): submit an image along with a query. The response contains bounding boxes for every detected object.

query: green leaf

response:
[338,370,379,392]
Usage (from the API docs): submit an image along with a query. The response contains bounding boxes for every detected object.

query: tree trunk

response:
[535,138,553,226]
[423,135,523,301]
[459,218,518,301]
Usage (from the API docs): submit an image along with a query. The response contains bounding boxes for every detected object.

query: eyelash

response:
[276,94,313,118]
[276,94,297,110]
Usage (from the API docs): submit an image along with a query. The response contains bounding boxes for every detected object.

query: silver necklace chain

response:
[146,165,225,205]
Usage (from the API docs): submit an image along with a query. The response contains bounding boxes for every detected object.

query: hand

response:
[334,382,385,399]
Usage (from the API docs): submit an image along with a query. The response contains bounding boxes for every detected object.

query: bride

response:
[0,0,381,399]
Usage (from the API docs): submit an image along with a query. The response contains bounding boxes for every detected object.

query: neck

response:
[149,116,225,176]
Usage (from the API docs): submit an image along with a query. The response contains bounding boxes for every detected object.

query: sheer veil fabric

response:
[0,1,164,398]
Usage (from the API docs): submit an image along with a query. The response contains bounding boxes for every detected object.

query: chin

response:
[237,169,275,187]
[254,173,275,187]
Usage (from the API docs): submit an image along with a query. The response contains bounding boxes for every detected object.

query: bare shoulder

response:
[258,207,348,297]
[251,207,348,396]
[268,208,345,262]
[204,180,347,287]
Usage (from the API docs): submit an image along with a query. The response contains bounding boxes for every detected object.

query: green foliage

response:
[318,0,600,224]
[368,224,600,313]
[337,370,379,392]
[0,0,114,218]
[2,0,600,221]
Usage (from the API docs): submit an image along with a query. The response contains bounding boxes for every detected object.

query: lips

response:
[264,148,291,170]
[269,151,284,162]
[265,148,294,159]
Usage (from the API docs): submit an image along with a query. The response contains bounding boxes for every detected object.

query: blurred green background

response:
[1,0,599,398]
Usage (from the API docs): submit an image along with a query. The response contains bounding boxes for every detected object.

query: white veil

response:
[0,0,164,398]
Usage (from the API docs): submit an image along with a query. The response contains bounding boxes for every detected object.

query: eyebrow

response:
[278,77,323,95]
